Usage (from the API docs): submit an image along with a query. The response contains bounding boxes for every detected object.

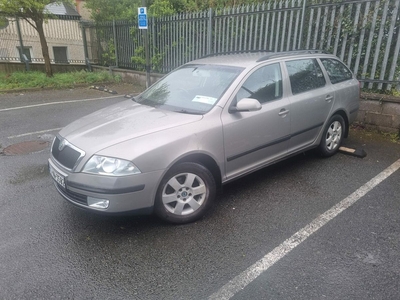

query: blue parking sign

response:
[138,7,148,29]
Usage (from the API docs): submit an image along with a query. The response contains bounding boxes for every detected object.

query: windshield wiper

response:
[175,109,203,115]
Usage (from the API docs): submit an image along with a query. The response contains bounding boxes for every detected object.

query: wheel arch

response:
[332,109,349,138]
[174,153,222,189]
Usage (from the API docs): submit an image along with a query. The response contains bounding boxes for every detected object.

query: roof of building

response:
[45,2,81,20]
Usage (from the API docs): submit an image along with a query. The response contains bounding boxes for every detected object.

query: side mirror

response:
[229,98,262,113]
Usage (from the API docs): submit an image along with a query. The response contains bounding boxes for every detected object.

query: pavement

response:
[0,88,400,300]
[0,83,144,152]
[0,83,144,107]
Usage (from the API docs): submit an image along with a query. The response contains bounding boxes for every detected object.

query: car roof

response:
[188,50,338,68]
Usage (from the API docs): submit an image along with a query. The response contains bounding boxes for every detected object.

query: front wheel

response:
[318,114,345,157]
[154,162,216,224]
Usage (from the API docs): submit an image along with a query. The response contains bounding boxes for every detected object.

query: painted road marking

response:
[7,128,62,139]
[0,95,122,112]
[209,158,400,300]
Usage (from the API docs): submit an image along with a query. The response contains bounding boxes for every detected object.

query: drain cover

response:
[3,141,50,155]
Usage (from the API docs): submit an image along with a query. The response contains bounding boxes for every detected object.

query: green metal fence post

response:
[298,0,307,50]
[113,19,119,67]
[80,21,92,71]
[207,8,213,55]
[141,0,151,87]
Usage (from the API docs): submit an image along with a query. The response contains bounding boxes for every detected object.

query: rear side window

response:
[236,63,283,104]
[321,58,353,84]
[285,59,326,94]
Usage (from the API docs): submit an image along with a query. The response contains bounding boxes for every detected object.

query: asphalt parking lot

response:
[1,86,399,300]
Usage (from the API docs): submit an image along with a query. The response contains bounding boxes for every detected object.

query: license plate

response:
[49,164,66,189]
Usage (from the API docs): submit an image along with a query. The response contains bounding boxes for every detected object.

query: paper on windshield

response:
[192,95,217,105]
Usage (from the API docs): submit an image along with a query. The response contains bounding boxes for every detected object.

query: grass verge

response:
[0,70,122,91]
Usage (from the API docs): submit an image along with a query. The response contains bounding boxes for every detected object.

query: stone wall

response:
[0,62,86,73]
[92,65,163,87]
[357,93,400,134]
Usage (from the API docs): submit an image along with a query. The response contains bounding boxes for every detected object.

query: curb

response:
[0,82,114,94]
[90,85,118,95]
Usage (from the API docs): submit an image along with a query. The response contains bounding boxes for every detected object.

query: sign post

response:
[138,7,148,30]
[138,4,151,88]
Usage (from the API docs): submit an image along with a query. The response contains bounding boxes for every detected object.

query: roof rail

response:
[200,50,272,59]
[198,49,330,61]
[256,49,329,62]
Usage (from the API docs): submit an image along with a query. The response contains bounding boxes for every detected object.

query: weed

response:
[382,132,400,144]
[351,124,400,144]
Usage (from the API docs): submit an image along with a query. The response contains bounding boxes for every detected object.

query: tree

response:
[84,0,270,21]
[84,0,141,22]
[0,0,67,77]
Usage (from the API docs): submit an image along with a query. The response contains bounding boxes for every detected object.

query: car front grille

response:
[51,136,83,170]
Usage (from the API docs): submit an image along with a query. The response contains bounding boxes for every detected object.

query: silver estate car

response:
[49,51,360,224]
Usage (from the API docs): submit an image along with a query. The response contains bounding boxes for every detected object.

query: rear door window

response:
[285,59,326,94]
[320,58,353,84]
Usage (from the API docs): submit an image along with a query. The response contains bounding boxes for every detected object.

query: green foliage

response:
[84,0,269,21]
[0,71,121,91]
[131,46,146,70]
[302,0,400,93]
[0,15,9,28]
[102,39,116,66]
[151,52,164,73]
[84,0,141,22]
[382,132,400,144]
[149,0,175,17]
[0,0,72,20]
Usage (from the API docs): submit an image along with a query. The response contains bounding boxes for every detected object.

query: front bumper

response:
[48,158,164,214]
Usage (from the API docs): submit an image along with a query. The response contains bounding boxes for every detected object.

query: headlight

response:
[83,155,141,176]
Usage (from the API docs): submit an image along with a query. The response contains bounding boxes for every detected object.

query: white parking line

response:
[0,95,122,112]
[7,128,62,139]
[209,158,400,300]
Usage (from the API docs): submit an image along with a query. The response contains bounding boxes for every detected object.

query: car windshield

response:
[136,64,243,114]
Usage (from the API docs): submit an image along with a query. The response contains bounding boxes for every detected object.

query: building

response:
[0,2,85,64]
[75,0,92,20]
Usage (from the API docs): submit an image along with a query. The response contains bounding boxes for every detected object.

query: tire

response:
[154,162,216,224]
[318,114,345,157]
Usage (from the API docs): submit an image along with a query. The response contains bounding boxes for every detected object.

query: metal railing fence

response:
[1,0,399,91]
[82,0,400,91]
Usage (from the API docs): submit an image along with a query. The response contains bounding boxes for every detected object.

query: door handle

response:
[325,95,334,102]
[279,109,289,116]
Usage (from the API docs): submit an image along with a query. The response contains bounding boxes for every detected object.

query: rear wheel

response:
[318,114,345,157]
[154,162,216,224]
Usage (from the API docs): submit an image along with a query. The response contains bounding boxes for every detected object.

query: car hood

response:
[59,99,203,153]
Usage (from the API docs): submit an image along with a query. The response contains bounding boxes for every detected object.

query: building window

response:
[16,46,32,62]
[53,46,68,63]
